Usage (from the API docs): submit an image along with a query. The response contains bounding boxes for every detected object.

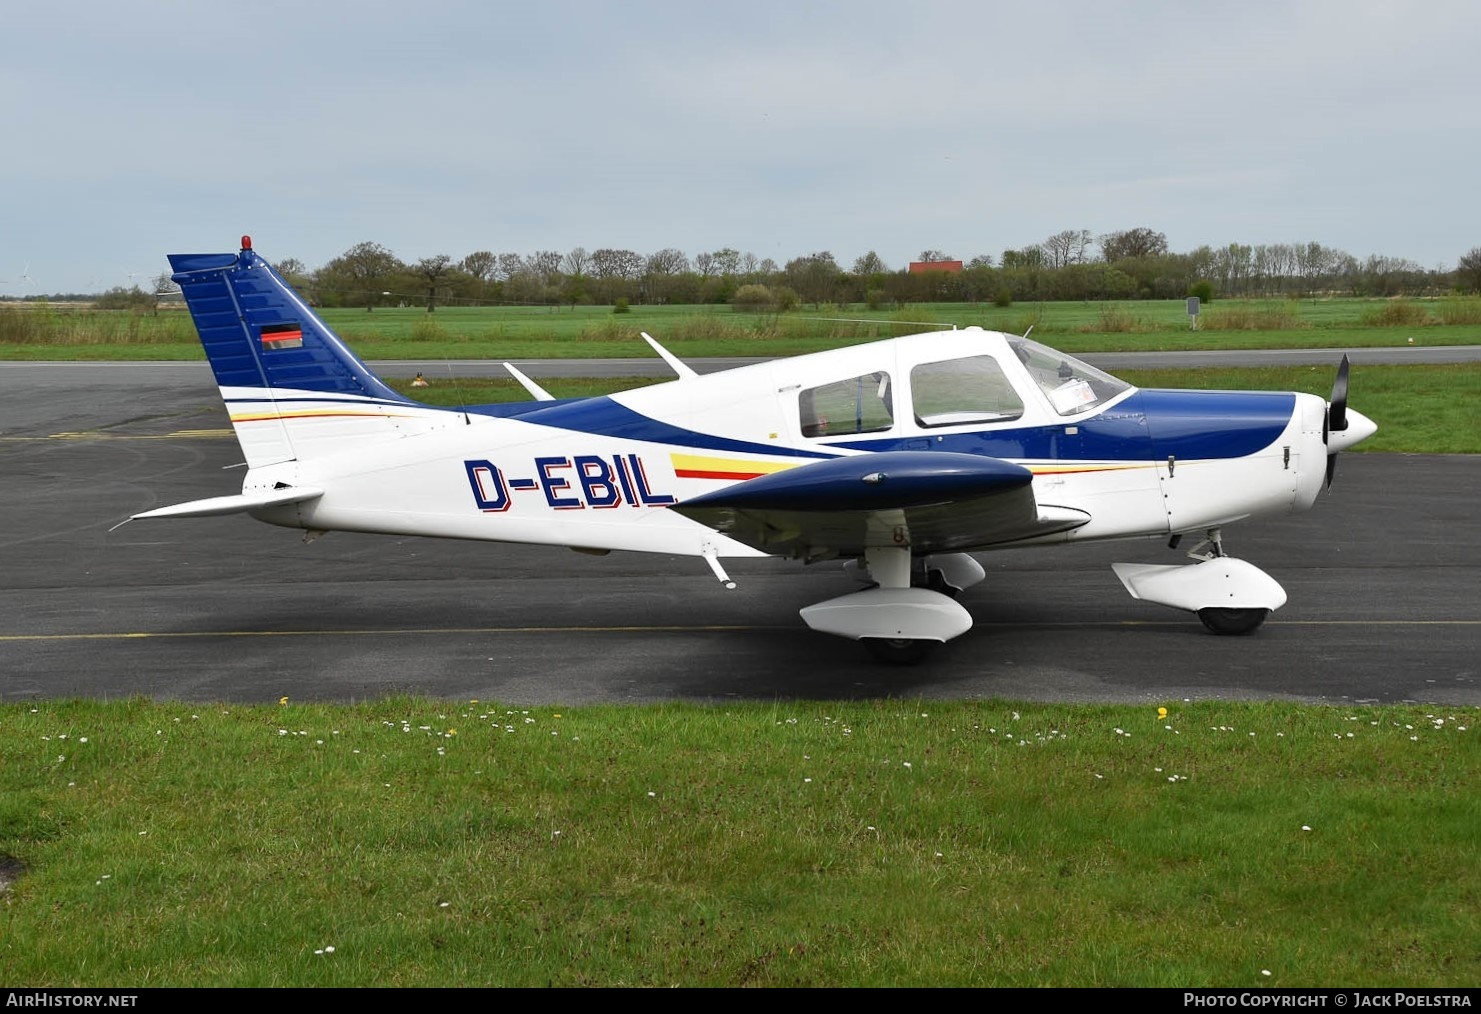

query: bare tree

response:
[852,251,888,276]
[643,248,690,303]
[693,251,716,278]
[1211,243,1253,297]
[966,253,995,269]
[496,253,526,281]
[916,249,952,263]
[562,247,591,278]
[527,250,563,286]
[591,248,644,279]
[645,248,690,276]
[1040,229,1092,269]
[1272,244,1299,294]
[1295,241,1337,296]
[149,271,179,314]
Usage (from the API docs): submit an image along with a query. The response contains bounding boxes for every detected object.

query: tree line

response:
[96,230,1481,311]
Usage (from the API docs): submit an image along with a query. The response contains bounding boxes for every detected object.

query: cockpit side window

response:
[1007,336,1131,416]
[799,371,894,437]
[910,355,1024,428]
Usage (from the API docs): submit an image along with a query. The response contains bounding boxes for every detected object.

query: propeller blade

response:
[1323,355,1351,490]
[1328,354,1349,434]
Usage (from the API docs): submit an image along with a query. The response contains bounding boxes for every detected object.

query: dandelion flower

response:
[279,696,288,706]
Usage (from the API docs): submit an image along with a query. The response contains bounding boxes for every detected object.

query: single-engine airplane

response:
[127,237,1377,662]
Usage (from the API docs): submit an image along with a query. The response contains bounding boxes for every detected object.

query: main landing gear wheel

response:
[862,638,941,665]
[1197,607,1269,636]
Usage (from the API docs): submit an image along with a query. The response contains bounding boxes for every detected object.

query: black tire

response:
[1197,607,1269,636]
[862,638,941,664]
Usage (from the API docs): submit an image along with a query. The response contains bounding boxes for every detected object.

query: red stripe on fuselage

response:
[675,468,767,481]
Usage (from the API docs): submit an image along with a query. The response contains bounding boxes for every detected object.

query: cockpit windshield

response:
[1006,336,1132,416]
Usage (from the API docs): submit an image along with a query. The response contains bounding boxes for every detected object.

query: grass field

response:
[3,296,1480,361]
[1,698,1475,987]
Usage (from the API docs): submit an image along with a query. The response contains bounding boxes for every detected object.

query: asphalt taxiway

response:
[1,361,1476,707]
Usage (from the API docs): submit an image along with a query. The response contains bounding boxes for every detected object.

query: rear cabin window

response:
[910,356,1024,427]
[799,372,894,437]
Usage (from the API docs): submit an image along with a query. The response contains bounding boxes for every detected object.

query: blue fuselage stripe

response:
[833,390,1293,461]
[516,398,839,460]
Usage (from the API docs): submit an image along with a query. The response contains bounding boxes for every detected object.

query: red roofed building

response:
[907,259,963,274]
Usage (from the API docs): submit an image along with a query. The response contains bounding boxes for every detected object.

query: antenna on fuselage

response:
[503,362,556,401]
[441,359,470,424]
[641,331,698,380]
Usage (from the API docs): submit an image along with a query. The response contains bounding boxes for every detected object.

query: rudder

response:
[170,236,436,467]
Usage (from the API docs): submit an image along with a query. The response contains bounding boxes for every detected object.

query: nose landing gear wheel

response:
[1197,607,1269,636]
[862,638,941,664]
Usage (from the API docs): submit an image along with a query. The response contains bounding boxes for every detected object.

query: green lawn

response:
[4,297,1479,361]
[1,698,1475,987]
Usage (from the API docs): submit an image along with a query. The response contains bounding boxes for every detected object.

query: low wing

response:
[672,451,1087,560]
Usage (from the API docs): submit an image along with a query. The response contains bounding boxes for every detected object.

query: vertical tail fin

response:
[169,236,435,467]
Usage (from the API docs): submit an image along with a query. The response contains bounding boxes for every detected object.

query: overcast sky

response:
[3,0,1478,295]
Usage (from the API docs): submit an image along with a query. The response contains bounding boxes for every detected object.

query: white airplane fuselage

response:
[233,329,1337,560]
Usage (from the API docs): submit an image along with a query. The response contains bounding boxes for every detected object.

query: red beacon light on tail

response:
[241,235,253,250]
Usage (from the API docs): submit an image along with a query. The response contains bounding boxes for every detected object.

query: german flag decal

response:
[260,322,304,350]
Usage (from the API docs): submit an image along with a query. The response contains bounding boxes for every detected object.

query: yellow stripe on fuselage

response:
[670,452,798,481]
[228,409,416,423]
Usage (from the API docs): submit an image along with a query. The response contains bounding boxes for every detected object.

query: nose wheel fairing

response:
[1111,556,1286,634]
